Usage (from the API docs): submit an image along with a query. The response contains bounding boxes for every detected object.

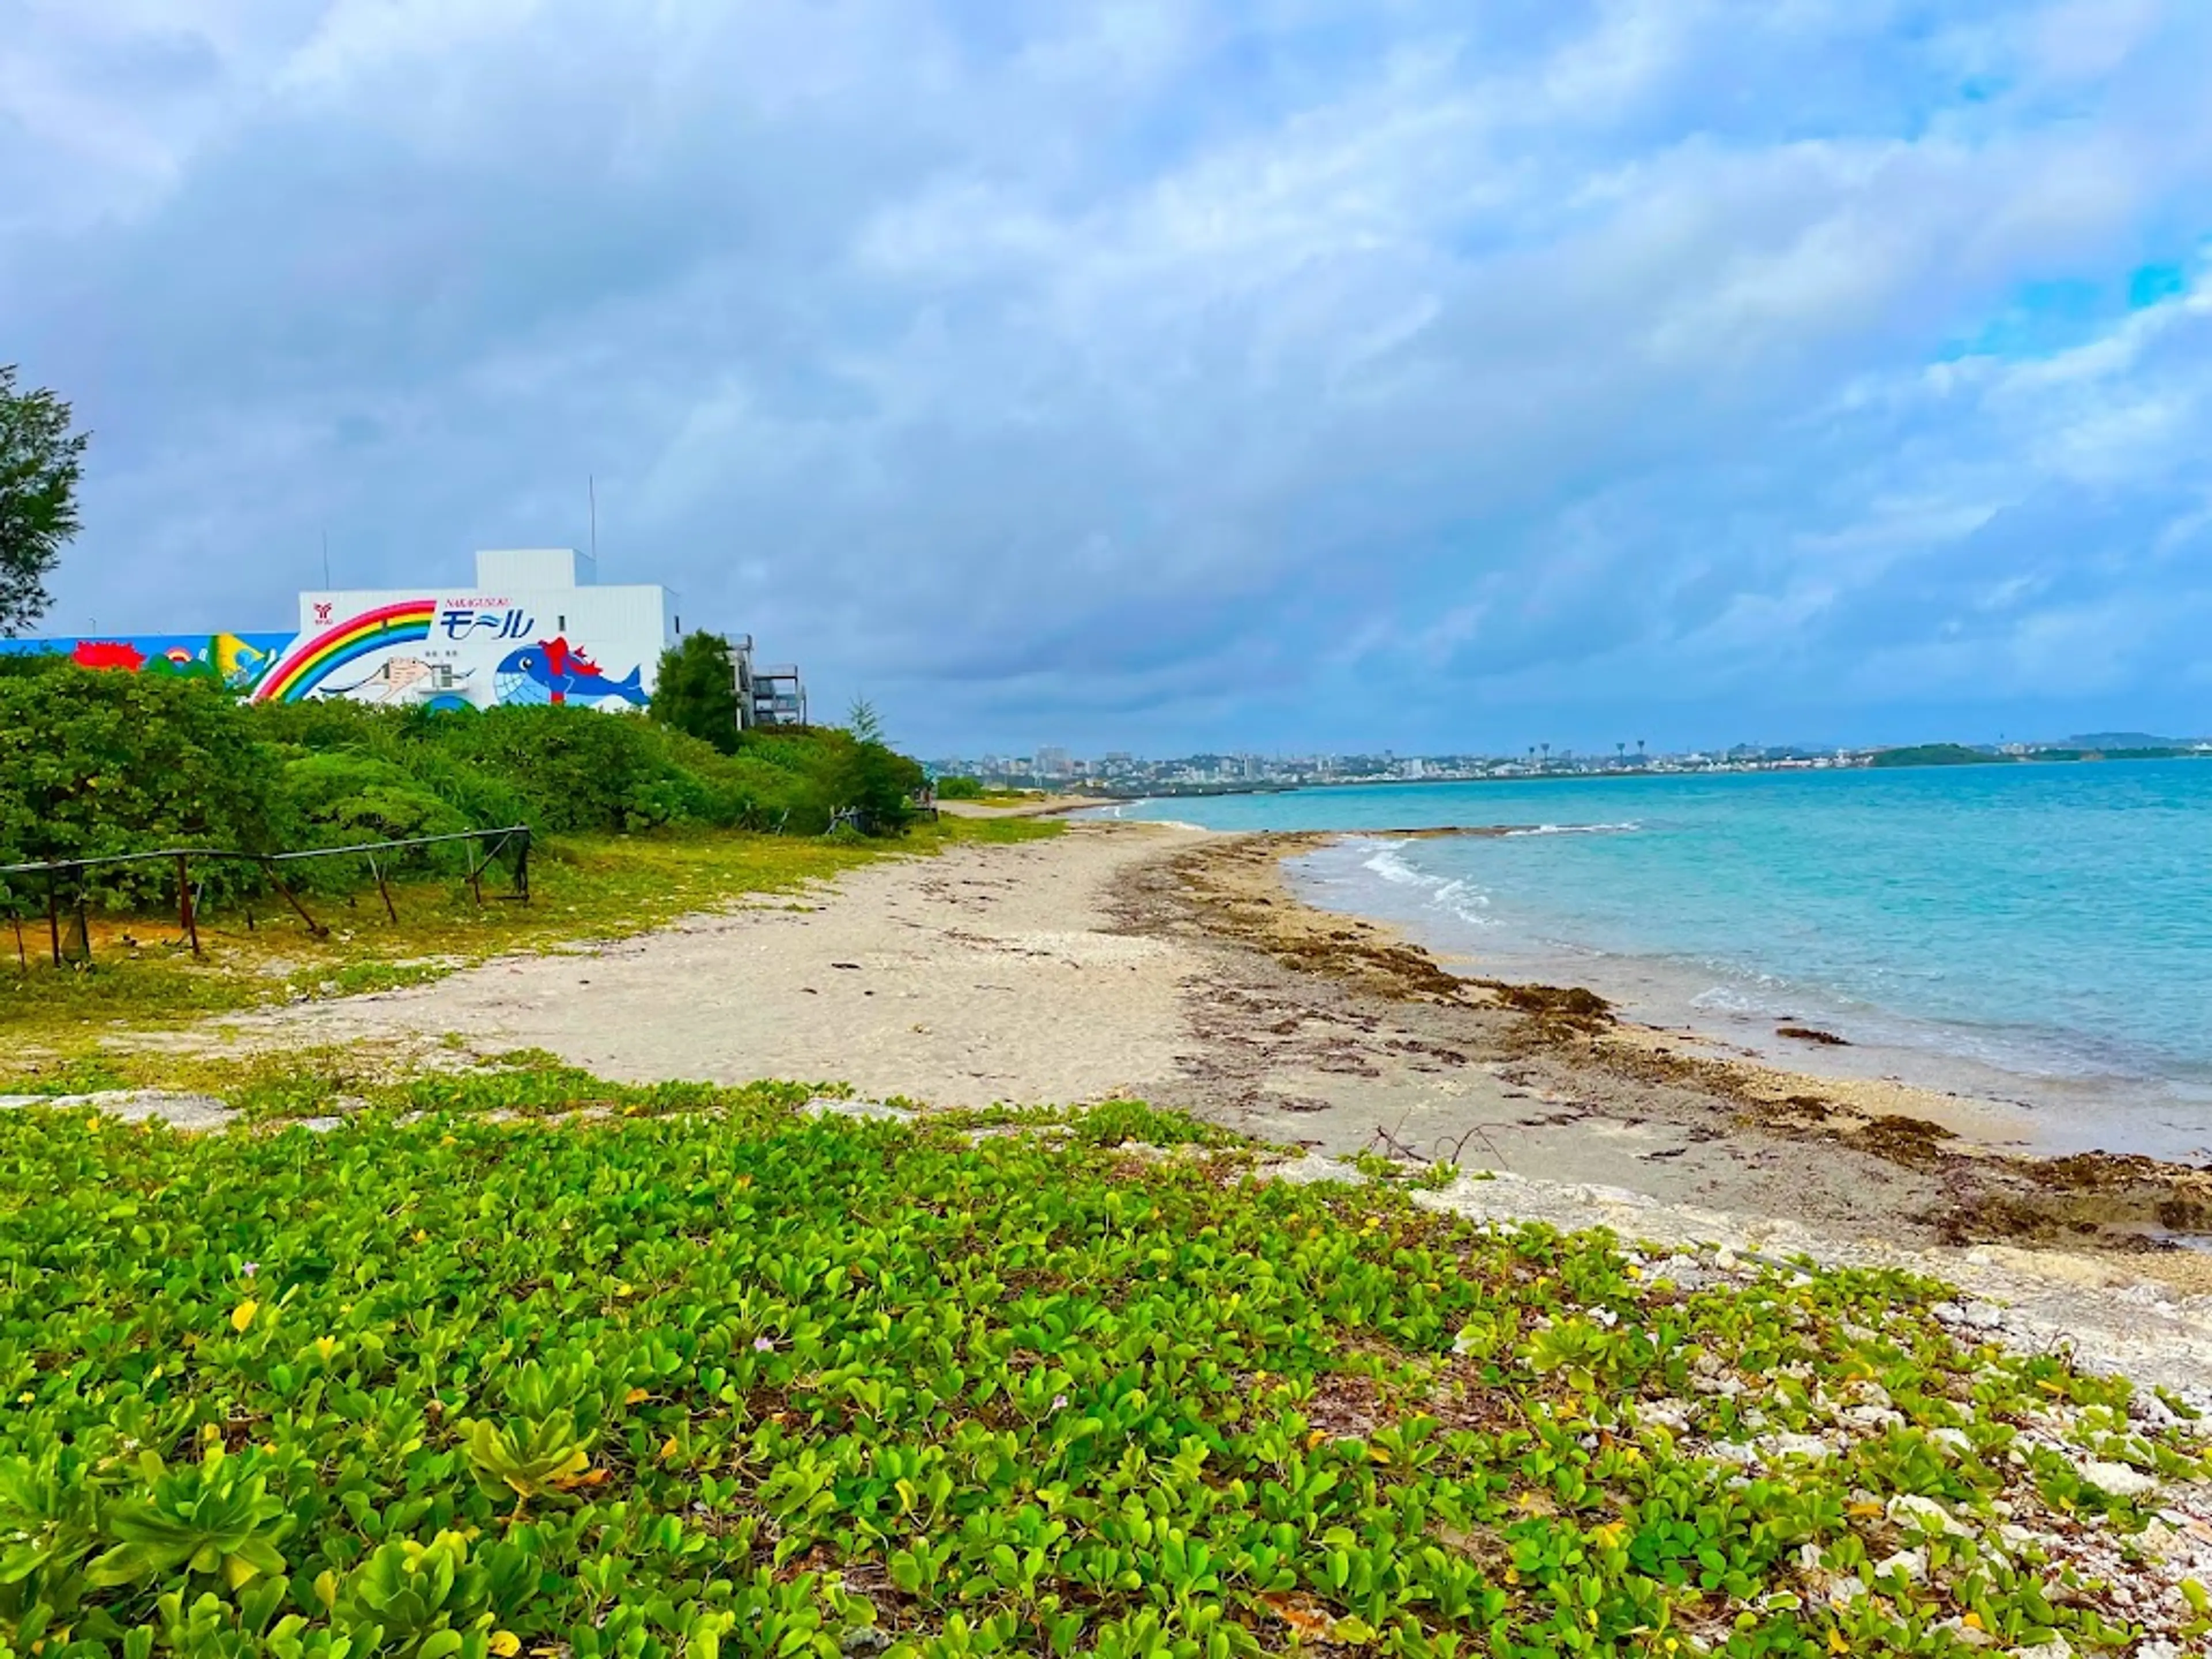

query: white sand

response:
[234,823,1209,1105]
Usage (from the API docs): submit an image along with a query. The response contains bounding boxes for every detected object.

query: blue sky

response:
[5,0,2210,755]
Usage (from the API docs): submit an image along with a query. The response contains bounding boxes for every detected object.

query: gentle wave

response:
[1131,767,2212,1158]
[1357,844,1498,927]
[1500,821,1643,838]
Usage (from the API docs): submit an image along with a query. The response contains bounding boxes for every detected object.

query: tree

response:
[648,631,741,754]
[0,366,90,636]
[831,698,923,834]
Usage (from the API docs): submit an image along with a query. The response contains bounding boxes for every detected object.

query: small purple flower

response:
[1051,1394,1069,1412]
[241,1262,260,1278]
[752,1336,776,1353]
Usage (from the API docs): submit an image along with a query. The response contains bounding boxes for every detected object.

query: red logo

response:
[314,603,334,624]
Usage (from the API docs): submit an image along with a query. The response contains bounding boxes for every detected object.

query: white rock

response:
[1873,1548,1927,1584]
[2127,1392,2180,1430]
[2006,1639,2070,1659]
[2078,1460,2159,1499]
[1759,1433,1832,1461]
[1888,1494,1972,1536]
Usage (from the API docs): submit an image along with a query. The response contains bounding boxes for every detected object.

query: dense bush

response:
[647,631,741,755]
[0,667,926,916]
[934,774,984,800]
[0,671,285,910]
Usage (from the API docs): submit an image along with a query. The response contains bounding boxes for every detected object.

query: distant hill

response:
[2049,732,2187,750]
[1868,743,2013,769]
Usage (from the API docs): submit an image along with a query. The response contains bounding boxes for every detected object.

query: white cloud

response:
[4,0,2210,749]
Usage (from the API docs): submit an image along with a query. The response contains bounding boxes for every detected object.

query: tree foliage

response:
[0,671,928,916]
[0,366,90,637]
[830,698,924,832]
[646,631,741,755]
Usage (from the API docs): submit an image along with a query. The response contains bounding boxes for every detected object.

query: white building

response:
[253,548,679,711]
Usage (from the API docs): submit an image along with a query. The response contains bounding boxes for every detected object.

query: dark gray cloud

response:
[5,0,2210,753]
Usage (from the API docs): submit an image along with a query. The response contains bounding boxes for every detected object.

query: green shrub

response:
[0,679,929,923]
[0,668,283,910]
[271,753,475,891]
[648,632,741,755]
[935,774,984,799]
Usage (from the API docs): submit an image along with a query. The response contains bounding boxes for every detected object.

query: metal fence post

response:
[176,852,201,956]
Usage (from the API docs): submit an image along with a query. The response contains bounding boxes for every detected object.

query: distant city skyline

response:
[931,731,2212,791]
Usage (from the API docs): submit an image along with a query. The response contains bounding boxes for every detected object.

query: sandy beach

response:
[187,817,2212,1389]
[226,821,2202,1232]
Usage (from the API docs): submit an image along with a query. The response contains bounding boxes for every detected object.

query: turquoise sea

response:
[1097,761,2212,1161]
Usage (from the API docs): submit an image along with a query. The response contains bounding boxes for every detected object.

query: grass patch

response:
[0,816,1060,1063]
[2,1071,2206,1658]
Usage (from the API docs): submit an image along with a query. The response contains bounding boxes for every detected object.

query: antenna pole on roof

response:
[321,529,331,589]
[589,475,598,567]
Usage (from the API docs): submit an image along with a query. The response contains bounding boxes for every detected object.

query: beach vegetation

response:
[0,364,89,635]
[933,775,984,800]
[1,1067,2206,1658]
[647,633,744,755]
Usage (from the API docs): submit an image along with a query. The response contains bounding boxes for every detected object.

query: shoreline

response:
[1140,829,2212,1264]
[154,816,2212,1286]
[1282,829,2199,1161]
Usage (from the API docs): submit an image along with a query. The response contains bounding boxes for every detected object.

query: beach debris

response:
[1777,1024,1850,1045]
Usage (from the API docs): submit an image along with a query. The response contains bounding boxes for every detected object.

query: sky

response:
[5,0,2211,757]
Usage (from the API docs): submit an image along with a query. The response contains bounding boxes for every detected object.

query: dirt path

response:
[218,824,1203,1107]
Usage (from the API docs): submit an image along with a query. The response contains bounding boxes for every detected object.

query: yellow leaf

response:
[625,1388,649,1404]
[660,1436,681,1462]
[1847,1501,1883,1518]
[1828,1631,1849,1655]
[490,1633,522,1657]
[230,1300,258,1332]
[314,1336,339,1363]
[1961,1613,1983,1632]
[413,1229,429,1245]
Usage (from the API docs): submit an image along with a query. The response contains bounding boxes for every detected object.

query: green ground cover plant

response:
[1,1073,2205,1659]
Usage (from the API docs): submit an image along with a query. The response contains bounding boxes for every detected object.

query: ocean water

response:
[1097,762,2212,1160]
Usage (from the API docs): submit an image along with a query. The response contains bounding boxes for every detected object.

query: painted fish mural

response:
[494,637,647,707]
[3,614,660,713]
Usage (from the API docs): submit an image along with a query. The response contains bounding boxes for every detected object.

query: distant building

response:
[0,547,806,725]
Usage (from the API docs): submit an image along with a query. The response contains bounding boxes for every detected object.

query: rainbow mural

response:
[251,600,438,703]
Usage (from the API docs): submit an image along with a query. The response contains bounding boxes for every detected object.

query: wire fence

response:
[1,825,531,971]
